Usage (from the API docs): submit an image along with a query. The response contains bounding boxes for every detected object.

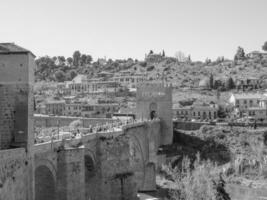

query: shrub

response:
[163,154,231,200]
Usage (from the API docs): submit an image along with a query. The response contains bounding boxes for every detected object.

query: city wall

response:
[34,115,117,128]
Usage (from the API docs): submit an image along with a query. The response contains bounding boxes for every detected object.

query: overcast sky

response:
[1,0,267,61]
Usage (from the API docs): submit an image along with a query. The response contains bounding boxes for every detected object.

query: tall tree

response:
[54,70,66,82]
[67,57,73,66]
[262,41,267,52]
[209,74,214,89]
[67,70,77,80]
[80,54,87,66]
[234,46,246,60]
[162,50,165,57]
[86,55,92,64]
[73,50,81,67]
[226,77,235,90]
[57,56,66,65]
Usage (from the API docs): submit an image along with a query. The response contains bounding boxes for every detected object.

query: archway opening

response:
[84,154,95,182]
[35,165,56,200]
[150,110,156,120]
[84,154,96,200]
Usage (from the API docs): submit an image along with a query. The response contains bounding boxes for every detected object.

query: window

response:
[198,112,200,116]
[249,100,253,106]
[236,100,239,105]
[244,100,247,104]
[193,112,195,116]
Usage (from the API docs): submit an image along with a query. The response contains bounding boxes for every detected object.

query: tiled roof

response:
[0,43,35,57]
[232,93,263,99]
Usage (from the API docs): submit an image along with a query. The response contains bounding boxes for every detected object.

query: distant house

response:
[173,102,218,121]
[44,100,65,116]
[229,93,263,111]
[112,71,147,89]
[235,77,261,90]
[247,51,267,59]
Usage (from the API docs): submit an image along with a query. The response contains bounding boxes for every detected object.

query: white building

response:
[229,93,263,111]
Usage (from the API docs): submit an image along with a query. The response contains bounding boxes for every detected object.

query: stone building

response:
[0,43,35,200]
[44,100,65,116]
[235,77,261,90]
[136,81,173,145]
[173,102,218,121]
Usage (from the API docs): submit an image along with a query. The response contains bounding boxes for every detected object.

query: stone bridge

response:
[0,45,173,200]
[33,119,162,200]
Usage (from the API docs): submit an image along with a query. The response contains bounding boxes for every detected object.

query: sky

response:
[1,0,267,61]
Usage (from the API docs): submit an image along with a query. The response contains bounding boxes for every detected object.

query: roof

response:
[232,93,263,99]
[45,100,65,104]
[247,107,267,110]
[72,74,87,83]
[0,43,35,57]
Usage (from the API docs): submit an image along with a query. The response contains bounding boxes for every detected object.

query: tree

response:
[209,74,214,89]
[162,50,165,57]
[35,56,55,72]
[80,54,87,66]
[205,58,212,65]
[234,46,245,61]
[86,55,92,64]
[57,56,66,65]
[225,77,235,90]
[54,70,66,82]
[68,70,77,80]
[73,50,81,67]
[164,154,231,200]
[67,57,73,66]
[149,50,154,55]
[262,41,267,52]
[188,55,191,63]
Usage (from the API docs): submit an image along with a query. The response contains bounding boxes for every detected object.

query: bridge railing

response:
[34,117,161,145]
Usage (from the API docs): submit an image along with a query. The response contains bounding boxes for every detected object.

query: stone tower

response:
[0,43,35,150]
[136,81,173,145]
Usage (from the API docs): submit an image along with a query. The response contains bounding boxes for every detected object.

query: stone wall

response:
[0,148,28,200]
[57,147,85,200]
[136,82,173,145]
[34,115,116,128]
[0,53,34,150]
[97,135,137,200]
[0,84,15,149]
[173,121,206,130]
[32,120,162,200]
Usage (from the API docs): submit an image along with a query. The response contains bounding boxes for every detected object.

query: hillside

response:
[170,126,267,188]
[34,50,267,90]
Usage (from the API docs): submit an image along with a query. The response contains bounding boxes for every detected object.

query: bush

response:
[163,154,231,200]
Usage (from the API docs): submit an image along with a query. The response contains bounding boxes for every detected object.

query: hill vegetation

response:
[35,43,267,90]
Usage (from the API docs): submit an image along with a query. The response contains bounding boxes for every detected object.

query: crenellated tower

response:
[136,81,173,145]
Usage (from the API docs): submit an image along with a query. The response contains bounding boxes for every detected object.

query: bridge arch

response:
[35,159,57,200]
[84,149,97,200]
[129,132,148,190]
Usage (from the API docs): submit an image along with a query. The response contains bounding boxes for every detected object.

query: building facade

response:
[173,103,218,121]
